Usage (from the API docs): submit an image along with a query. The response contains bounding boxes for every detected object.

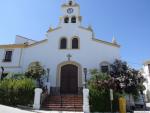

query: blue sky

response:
[0,0,150,69]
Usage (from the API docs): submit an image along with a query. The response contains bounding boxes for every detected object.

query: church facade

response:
[0,0,120,94]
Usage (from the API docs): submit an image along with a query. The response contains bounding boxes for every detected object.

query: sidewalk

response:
[0,105,83,113]
[0,105,34,113]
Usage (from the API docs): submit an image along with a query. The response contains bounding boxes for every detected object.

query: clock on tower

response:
[60,0,82,25]
[67,8,74,14]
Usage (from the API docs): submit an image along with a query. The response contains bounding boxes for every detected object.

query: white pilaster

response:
[83,88,90,113]
[33,88,43,110]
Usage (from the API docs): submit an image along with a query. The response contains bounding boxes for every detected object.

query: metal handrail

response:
[61,95,63,111]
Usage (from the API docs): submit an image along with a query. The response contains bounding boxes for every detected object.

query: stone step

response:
[42,107,83,111]
[44,104,82,108]
[42,95,83,111]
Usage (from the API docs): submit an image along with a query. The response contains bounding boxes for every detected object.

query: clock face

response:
[67,8,73,14]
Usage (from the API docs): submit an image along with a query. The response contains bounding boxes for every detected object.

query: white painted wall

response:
[0,48,23,68]
[143,64,150,97]
[19,24,119,87]
[0,27,120,87]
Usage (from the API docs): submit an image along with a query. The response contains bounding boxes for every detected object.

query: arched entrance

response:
[60,64,78,94]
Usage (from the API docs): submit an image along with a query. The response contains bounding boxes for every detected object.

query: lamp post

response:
[47,68,50,82]
[0,66,4,80]
[83,68,87,88]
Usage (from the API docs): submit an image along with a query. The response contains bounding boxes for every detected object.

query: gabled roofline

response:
[79,26,120,48]
[0,39,48,49]
[16,35,37,42]
[92,38,120,48]
[27,39,48,48]
[78,26,92,32]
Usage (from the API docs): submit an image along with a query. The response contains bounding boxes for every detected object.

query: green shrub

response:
[89,88,119,112]
[0,78,36,106]
[88,69,119,112]
[25,61,45,79]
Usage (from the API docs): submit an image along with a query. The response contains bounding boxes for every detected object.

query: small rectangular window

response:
[148,64,150,74]
[101,66,109,73]
[3,50,13,62]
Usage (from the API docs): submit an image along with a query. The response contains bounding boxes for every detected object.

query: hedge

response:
[0,78,36,106]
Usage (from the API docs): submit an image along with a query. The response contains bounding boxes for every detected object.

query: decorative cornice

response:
[47,27,62,33]
[79,26,92,31]
[0,44,27,49]
[92,38,120,48]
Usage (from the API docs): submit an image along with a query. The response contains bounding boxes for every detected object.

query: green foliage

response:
[89,69,119,112]
[110,59,146,99]
[0,78,36,106]
[89,59,146,112]
[25,61,45,79]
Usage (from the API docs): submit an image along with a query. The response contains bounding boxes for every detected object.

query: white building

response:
[0,0,120,95]
[143,60,150,102]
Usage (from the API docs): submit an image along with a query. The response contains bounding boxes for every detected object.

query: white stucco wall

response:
[17,25,119,87]
[0,48,22,68]
[0,26,120,87]
[143,65,150,96]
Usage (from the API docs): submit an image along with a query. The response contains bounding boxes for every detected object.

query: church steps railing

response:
[50,87,83,96]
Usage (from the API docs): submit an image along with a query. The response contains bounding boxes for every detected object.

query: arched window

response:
[60,38,67,49]
[71,16,76,23]
[72,38,79,49]
[64,17,69,23]
[100,61,110,73]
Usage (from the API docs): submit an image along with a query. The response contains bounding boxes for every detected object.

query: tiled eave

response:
[0,44,27,49]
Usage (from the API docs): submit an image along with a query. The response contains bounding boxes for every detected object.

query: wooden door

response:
[60,64,78,94]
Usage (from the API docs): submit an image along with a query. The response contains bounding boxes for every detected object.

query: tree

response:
[25,61,45,87]
[88,59,146,112]
[110,59,146,97]
[88,69,119,112]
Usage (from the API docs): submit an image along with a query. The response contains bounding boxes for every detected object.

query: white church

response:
[0,0,120,95]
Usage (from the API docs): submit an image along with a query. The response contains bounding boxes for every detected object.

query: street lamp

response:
[47,68,50,82]
[0,66,4,80]
[83,68,87,88]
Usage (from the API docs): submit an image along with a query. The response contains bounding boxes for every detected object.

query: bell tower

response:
[60,0,82,26]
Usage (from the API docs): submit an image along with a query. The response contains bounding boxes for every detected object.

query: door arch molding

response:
[56,61,82,88]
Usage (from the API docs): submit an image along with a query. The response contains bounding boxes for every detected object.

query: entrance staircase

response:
[42,95,83,111]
